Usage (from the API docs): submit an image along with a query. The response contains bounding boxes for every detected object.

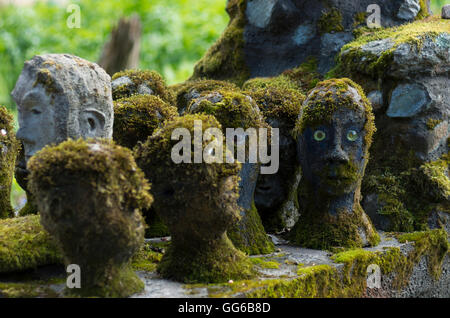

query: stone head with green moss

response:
[134,114,255,283]
[187,90,275,255]
[0,106,19,219]
[248,87,305,232]
[291,78,379,249]
[111,69,175,104]
[171,79,239,114]
[113,94,178,150]
[27,139,152,297]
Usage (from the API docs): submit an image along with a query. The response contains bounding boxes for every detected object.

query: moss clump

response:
[131,241,164,272]
[113,94,178,150]
[0,215,62,273]
[250,257,280,269]
[317,8,344,34]
[173,79,239,114]
[135,114,256,283]
[111,69,175,104]
[190,0,250,86]
[330,17,449,80]
[0,106,19,218]
[426,118,442,131]
[242,75,300,92]
[0,281,60,298]
[28,139,152,297]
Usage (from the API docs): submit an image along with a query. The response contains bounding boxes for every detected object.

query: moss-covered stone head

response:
[28,139,152,296]
[134,114,241,241]
[294,78,375,196]
[249,87,304,229]
[173,79,239,115]
[0,106,19,218]
[111,69,174,104]
[12,54,114,164]
[113,94,178,149]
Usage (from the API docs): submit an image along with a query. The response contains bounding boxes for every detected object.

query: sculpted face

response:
[298,106,367,196]
[15,80,57,162]
[12,54,113,165]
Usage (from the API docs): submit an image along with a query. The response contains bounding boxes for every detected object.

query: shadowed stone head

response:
[28,139,152,297]
[134,114,255,283]
[12,54,113,163]
[249,87,304,232]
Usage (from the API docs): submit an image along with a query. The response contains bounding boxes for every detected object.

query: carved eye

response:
[31,108,41,115]
[347,130,358,142]
[313,130,326,142]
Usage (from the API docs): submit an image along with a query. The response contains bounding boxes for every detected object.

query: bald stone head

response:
[12,54,113,163]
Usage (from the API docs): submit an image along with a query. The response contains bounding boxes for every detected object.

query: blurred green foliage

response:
[0,0,228,111]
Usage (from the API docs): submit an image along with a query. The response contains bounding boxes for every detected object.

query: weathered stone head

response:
[249,87,304,232]
[134,114,254,283]
[12,54,113,164]
[0,106,19,218]
[28,139,152,297]
[172,79,239,114]
[291,78,379,249]
[113,94,178,149]
[111,69,174,104]
[188,90,275,255]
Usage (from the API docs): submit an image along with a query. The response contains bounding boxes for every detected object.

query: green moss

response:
[111,69,175,104]
[131,241,164,272]
[331,17,449,80]
[144,208,170,238]
[353,12,368,28]
[416,0,430,20]
[317,8,344,34]
[190,0,250,86]
[158,234,256,284]
[280,57,322,93]
[173,79,239,113]
[227,201,275,256]
[250,257,280,269]
[113,94,178,149]
[0,281,60,298]
[242,75,300,92]
[0,215,62,273]
[0,106,19,218]
[426,118,443,131]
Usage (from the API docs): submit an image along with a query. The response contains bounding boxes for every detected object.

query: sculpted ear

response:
[81,108,106,138]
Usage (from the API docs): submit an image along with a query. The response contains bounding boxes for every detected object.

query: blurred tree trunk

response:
[98,14,142,76]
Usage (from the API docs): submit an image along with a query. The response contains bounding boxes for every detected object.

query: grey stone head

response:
[12,54,113,163]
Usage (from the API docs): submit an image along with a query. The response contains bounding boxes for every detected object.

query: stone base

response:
[0,231,448,298]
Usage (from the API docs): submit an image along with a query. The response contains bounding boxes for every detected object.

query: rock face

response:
[333,17,449,232]
[191,0,431,84]
[134,114,255,283]
[28,139,152,297]
[0,106,19,219]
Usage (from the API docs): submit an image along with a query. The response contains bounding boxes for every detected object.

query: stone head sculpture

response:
[187,90,274,255]
[291,78,379,249]
[111,69,174,104]
[173,79,239,115]
[12,54,113,164]
[249,87,304,233]
[113,94,178,150]
[28,139,152,297]
[0,106,19,218]
[134,114,255,283]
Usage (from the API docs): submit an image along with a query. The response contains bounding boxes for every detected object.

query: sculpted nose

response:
[16,127,32,144]
[327,138,349,163]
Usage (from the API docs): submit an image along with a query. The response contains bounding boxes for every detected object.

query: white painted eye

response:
[347,130,358,142]
[1,129,6,136]
[313,130,326,142]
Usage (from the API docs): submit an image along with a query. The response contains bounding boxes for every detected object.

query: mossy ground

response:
[0,215,62,273]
